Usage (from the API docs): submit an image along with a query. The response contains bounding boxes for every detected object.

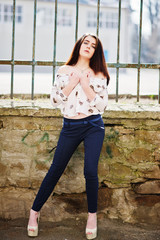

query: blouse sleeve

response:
[89,79,108,112]
[50,74,68,107]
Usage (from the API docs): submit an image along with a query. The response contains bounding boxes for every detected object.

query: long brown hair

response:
[65,33,110,85]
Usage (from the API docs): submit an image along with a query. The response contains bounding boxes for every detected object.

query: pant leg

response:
[32,130,81,212]
[84,127,105,213]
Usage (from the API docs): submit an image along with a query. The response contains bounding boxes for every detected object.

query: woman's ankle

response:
[86,212,97,229]
[30,209,39,215]
[88,212,97,218]
[28,209,39,226]
[88,212,96,215]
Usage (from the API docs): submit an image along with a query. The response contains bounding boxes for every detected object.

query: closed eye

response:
[83,41,96,49]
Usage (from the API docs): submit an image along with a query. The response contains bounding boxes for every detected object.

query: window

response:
[87,11,97,27]
[4,5,12,22]
[37,7,54,26]
[58,8,72,26]
[0,4,22,23]
[37,7,72,27]
[16,6,22,23]
[87,11,118,29]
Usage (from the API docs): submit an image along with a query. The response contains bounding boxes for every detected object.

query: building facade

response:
[0,0,132,70]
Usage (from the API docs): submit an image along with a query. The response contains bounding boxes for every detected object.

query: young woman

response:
[27,33,110,239]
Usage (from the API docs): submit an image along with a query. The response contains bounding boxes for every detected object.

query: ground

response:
[0,216,160,240]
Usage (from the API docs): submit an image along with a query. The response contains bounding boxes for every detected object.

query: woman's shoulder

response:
[93,72,106,80]
[57,65,73,75]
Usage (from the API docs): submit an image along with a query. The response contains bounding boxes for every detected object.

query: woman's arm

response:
[50,66,80,107]
[80,72,96,101]
[89,88,108,112]
[62,72,80,97]
[80,72,108,112]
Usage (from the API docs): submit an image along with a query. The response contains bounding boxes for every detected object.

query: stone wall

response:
[0,104,160,224]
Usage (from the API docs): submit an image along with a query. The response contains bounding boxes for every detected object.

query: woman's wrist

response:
[62,82,76,96]
[80,81,89,89]
[81,83,96,101]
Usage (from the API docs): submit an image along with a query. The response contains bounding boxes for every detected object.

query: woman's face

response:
[79,35,97,60]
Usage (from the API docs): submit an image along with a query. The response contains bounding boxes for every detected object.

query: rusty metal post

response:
[53,0,58,84]
[75,0,79,42]
[11,0,16,99]
[31,0,37,100]
[137,0,143,102]
[96,0,100,37]
[116,0,121,102]
[158,66,160,104]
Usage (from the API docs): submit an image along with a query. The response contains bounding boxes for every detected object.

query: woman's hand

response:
[69,72,80,88]
[80,72,91,87]
[80,72,96,101]
[62,72,80,97]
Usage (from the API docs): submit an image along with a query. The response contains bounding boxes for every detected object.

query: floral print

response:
[50,73,108,117]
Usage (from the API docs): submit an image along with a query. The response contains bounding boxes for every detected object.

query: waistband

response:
[63,114,101,124]
[63,114,104,129]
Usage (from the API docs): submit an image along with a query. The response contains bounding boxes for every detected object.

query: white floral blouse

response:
[50,73,108,117]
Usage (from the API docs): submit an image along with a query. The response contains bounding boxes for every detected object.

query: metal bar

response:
[11,0,16,99]
[31,0,37,100]
[0,60,159,69]
[107,63,160,69]
[158,65,160,104]
[96,0,100,36]
[53,0,58,84]
[116,0,121,102]
[137,0,143,102]
[75,0,79,42]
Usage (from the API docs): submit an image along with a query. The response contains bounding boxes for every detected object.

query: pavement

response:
[0,216,160,240]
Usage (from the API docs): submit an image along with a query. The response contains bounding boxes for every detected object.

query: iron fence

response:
[0,0,160,103]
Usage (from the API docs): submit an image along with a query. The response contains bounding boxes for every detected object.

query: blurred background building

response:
[0,0,132,71]
[0,0,159,96]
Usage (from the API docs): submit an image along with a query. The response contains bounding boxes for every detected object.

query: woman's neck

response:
[76,57,90,69]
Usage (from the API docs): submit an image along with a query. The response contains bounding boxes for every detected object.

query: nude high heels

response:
[85,213,97,239]
[86,226,97,239]
[27,211,40,237]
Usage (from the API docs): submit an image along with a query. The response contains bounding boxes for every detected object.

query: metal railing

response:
[0,0,160,103]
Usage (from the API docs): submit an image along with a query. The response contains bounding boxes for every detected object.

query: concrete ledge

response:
[0,99,160,119]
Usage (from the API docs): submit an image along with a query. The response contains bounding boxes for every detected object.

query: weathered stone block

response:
[107,189,136,223]
[0,120,3,129]
[133,180,160,194]
[128,148,153,163]
[135,130,160,146]
[0,162,7,176]
[103,162,134,187]
[118,135,135,148]
[114,126,135,135]
[153,148,160,161]
[144,165,160,179]
[104,142,121,158]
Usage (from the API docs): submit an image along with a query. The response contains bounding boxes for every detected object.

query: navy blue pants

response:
[32,114,105,213]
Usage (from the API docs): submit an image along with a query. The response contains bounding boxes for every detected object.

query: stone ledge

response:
[0,99,160,119]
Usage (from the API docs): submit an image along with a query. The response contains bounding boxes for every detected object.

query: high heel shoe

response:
[27,212,40,237]
[85,213,97,239]
[86,227,97,239]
